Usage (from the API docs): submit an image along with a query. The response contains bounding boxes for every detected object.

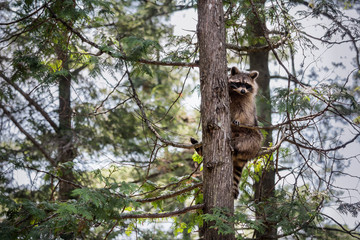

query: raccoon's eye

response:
[230,82,241,89]
[245,84,252,90]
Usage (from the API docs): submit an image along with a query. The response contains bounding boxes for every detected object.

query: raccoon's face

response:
[228,67,259,96]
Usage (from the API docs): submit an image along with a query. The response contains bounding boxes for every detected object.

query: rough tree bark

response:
[246,0,276,238]
[197,1,234,239]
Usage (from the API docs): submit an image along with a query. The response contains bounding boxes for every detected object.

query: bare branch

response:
[126,65,200,149]
[94,71,127,114]
[320,212,360,239]
[270,75,311,87]
[0,71,59,132]
[0,102,56,165]
[294,0,360,68]
[0,3,46,26]
[226,36,288,53]
[285,133,360,153]
[25,165,82,188]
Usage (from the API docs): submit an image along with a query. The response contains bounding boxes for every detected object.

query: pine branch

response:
[131,161,202,198]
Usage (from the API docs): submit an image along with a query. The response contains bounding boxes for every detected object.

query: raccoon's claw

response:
[233,120,241,126]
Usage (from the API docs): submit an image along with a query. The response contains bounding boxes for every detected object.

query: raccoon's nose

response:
[240,89,246,94]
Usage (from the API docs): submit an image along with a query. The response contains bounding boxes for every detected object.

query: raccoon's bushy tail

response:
[233,158,248,199]
[191,137,247,199]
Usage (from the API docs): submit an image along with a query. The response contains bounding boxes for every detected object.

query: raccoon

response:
[229,66,263,198]
[191,66,263,199]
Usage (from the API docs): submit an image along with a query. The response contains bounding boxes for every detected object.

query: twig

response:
[225,36,288,53]
[125,64,200,149]
[119,204,204,219]
[24,165,83,188]
[94,71,127,114]
[135,183,202,203]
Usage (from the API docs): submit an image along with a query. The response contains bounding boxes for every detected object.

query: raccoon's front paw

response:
[233,120,241,126]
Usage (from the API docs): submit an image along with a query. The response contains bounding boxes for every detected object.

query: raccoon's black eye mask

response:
[230,82,252,90]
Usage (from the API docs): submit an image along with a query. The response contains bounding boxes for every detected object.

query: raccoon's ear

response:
[249,71,259,81]
[231,67,241,76]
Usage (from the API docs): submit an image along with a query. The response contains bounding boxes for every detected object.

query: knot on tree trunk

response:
[205,159,224,170]
[206,119,220,133]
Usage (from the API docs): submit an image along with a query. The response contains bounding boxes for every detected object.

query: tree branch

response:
[293,0,360,68]
[257,134,289,156]
[135,183,202,203]
[119,204,204,219]
[25,165,82,188]
[226,36,288,53]
[45,5,198,68]
[320,212,360,239]
[0,3,46,26]
[0,71,59,132]
[285,132,360,153]
[307,225,360,238]
[126,65,201,149]
[0,102,56,165]
[270,75,310,87]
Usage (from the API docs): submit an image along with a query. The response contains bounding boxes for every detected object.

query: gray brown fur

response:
[190,66,263,199]
[229,67,263,198]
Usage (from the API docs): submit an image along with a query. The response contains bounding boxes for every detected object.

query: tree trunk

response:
[57,49,76,201]
[246,0,276,239]
[197,1,234,239]
[250,51,276,240]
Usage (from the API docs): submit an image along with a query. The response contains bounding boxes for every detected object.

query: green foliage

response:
[0,184,138,239]
[203,207,235,236]
[202,207,265,238]
[273,87,313,116]
[192,152,203,164]
[121,36,162,61]
[269,188,325,235]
